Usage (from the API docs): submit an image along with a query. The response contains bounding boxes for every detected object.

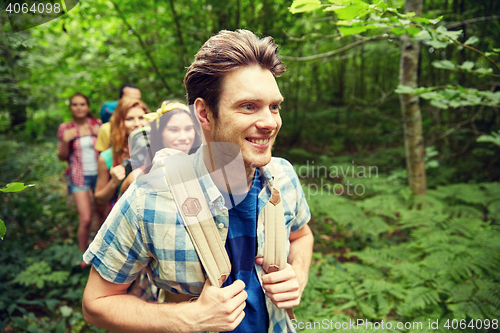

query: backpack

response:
[153,150,295,321]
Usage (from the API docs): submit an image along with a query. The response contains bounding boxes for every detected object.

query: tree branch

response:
[110,1,171,93]
[451,38,500,74]
[445,15,500,29]
[428,104,486,145]
[168,0,189,67]
[282,29,342,42]
[280,35,388,61]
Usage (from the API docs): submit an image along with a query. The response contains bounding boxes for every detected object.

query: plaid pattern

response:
[84,148,311,333]
[57,118,102,187]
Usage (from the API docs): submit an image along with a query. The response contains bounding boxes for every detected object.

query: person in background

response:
[95,84,142,152]
[94,97,149,208]
[118,100,201,197]
[57,93,107,253]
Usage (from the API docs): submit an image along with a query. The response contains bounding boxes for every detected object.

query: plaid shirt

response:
[84,148,311,333]
[57,118,102,187]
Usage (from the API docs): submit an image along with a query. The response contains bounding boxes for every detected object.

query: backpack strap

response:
[263,161,296,321]
[163,152,230,288]
[262,162,287,274]
[161,153,295,319]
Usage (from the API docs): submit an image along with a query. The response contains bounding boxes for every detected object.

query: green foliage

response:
[0,182,34,193]
[297,171,500,332]
[477,131,500,147]
[13,261,70,289]
[396,85,500,109]
[0,135,100,332]
[0,182,33,240]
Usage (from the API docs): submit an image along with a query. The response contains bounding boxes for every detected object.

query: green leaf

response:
[390,27,407,36]
[430,99,449,109]
[290,0,322,14]
[0,182,33,193]
[406,26,420,36]
[413,30,431,40]
[429,17,443,24]
[459,61,474,71]
[334,4,369,20]
[395,85,416,94]
[59,305,73,318]
[412,17,431,24]
[432,60,456,70]
[0,218,5,240]
[11,317,28,330]
[339,25,368,35]
[475,68,493,75]
[435,26,462,40]
[464,36,479,46]
[427,39,449,49]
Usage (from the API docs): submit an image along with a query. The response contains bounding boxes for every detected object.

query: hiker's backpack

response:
[153,150,295,322]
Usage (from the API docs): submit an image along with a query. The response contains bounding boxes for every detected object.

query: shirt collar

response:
[192,147,277,206]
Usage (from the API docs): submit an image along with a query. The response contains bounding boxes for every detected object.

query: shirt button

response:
[217,223,224,229]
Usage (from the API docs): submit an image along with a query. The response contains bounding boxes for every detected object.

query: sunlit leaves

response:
[0,219,5,240]
[459,61,475,71]
[477,131,500,147]
[0,182,34,193]
[0,182,33,240]
[289,0,322,14]
[396,85,500,109]
[334,2,369,20]
[432,60,456,70]
[464,36,479,46]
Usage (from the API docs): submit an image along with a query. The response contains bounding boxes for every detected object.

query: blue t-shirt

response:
[220,173,269,332]
[100,100,118,124]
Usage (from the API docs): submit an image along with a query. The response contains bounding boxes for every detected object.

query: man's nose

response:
[256,107,279,130]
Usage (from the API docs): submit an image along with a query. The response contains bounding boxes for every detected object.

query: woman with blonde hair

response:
[95,96,149,207]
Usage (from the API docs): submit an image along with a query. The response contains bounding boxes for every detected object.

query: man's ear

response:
[194,98,213,132]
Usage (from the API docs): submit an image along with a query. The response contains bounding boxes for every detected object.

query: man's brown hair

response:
[184,29,285,118]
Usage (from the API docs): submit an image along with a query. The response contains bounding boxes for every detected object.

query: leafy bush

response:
[296,169,500,332]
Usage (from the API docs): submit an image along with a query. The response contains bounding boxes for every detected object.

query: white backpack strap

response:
[263,161,287,273]
[263,161,296,321]
[163,153,230,288]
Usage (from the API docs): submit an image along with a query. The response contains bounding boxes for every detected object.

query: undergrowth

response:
[1,135,499,332]
[295,158,500,333]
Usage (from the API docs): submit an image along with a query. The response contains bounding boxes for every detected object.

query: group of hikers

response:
[57,29,313,333]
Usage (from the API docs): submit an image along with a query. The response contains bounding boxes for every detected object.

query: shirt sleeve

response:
[95,123,110,152]
[83,182,150,284]
[280,159,311,233]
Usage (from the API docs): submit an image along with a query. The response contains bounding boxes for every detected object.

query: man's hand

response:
[110,165,126,185]
[63,128,78,143]
[255,257,304,309]
[190,279,247,332]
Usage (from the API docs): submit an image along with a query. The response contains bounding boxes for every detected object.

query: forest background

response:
[1,0,499,332]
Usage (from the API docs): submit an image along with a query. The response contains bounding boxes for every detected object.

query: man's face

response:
[209,65,283,170]
[122,87,142,100]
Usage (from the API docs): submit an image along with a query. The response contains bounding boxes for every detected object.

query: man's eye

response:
[243,104,254,111]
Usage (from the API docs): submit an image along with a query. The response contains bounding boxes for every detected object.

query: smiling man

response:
[82,30,313,333]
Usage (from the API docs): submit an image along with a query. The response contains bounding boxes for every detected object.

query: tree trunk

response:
[399,0,426,195]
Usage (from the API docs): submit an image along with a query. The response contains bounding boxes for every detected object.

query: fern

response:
[13,261,70,289]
